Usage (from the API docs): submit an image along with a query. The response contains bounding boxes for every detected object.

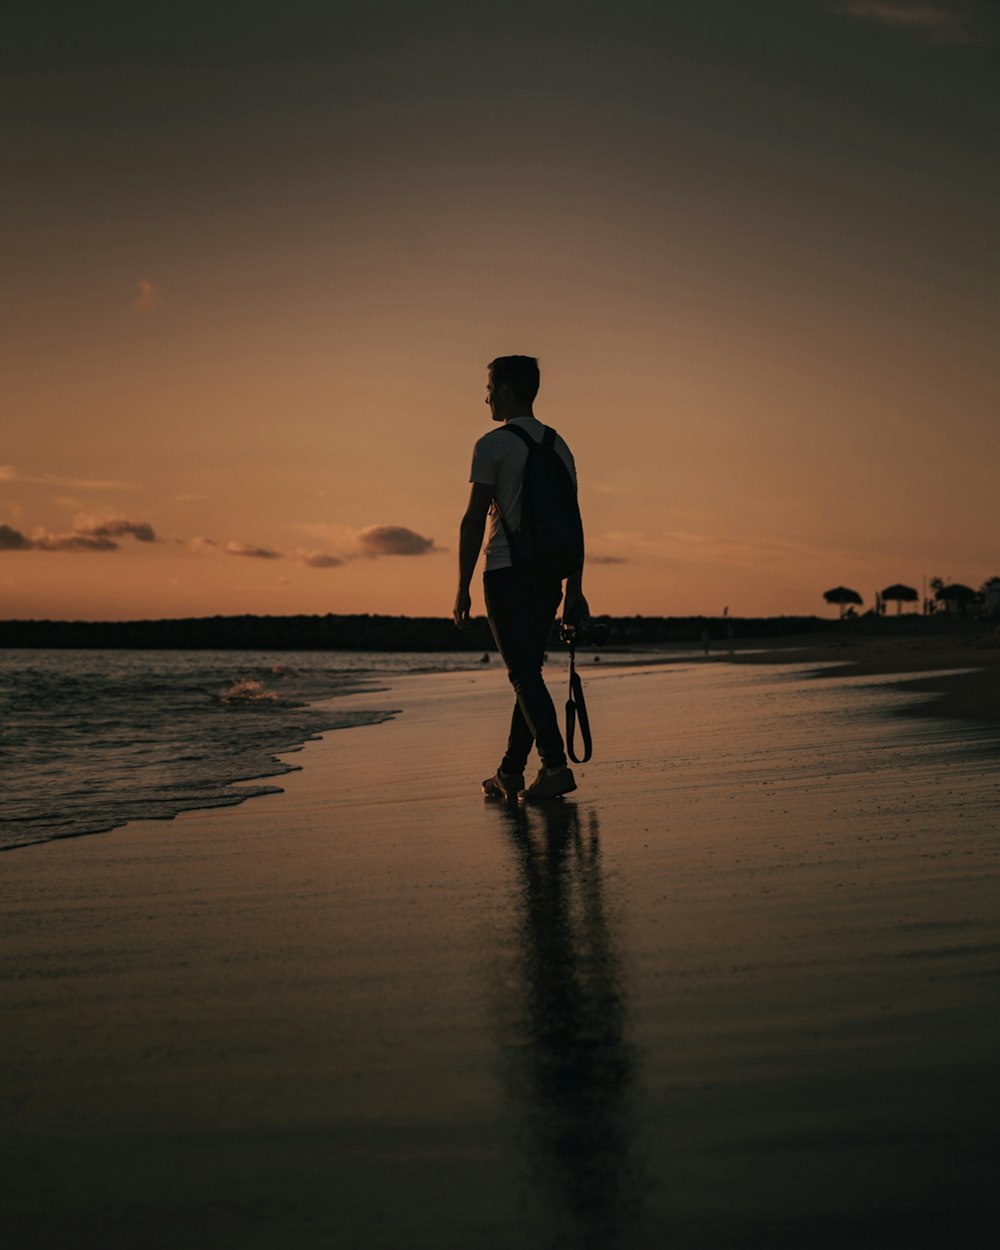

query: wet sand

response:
[3,639,1000,1248]
[726,624,1000,731]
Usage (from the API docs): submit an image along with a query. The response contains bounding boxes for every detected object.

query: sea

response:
[0,649,459,852]
[0,646,666,852]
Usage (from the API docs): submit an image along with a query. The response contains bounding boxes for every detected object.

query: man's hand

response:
[562,585,590,629]
[454,587,472,628]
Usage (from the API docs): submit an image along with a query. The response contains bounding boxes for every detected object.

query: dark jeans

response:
[484,567,566,773]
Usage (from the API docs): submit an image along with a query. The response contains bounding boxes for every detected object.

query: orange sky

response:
[3,1,998,621]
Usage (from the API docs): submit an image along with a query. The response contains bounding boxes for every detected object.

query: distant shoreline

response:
[0,612,987,652]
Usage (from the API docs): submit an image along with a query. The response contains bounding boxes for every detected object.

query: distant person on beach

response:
[453,355,588,803]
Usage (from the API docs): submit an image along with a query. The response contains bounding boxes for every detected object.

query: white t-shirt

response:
[469,416,578,572]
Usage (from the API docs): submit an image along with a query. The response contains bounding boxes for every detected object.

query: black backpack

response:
[494,423,584,579]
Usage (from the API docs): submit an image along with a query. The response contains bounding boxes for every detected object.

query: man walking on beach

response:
[454,355,588,802]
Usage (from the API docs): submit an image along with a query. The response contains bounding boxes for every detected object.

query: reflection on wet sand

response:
[492,801,646,1248]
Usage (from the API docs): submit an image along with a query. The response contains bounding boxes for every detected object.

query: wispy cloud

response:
[195,536,345,567]
[2,516,155,552]
[225,541,282,560]
[587,554,628,565]
[356,525,438,557]
[836,2,972,43]
[297,551,344,568]
[0,465,142,493]
[192,535,292,560]
[4,511,428,568]
[293,522,442,561]
[133,278,162,312]
[75,515,157,542]
[32,530,119,552]
[291,521,440,560]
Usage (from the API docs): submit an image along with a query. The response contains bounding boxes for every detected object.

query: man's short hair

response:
[489,355,540,404]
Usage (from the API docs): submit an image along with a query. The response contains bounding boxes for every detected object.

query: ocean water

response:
[0,643,695,853]
[0,644,795,853]
[0,649,492,852]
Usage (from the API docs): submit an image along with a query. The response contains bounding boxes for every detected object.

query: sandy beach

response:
[3,635,1000,1249]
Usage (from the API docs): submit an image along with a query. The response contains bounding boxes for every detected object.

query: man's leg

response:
[484,568,566,772]
[501,700,535,776]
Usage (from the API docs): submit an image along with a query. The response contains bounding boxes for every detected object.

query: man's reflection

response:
[494,801,645,1248]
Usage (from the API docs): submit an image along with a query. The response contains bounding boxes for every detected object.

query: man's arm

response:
[561,445,588,625]
[453,482,494,628]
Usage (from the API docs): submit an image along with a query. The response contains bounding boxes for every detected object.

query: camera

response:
[560,620,609,647]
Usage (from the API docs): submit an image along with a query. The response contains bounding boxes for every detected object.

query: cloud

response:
[133,278,162,312]
[32,530,119,552]
[193,536,287,560]
[1,519,122,552]
[297,551,344,568]
[196,524,436,564]
[356,525,437,557]
[0,523,33,550]
[225,540,282,559]
[75,515,157,542]
[836,2,971,43]
[288,522,442,563]
[587,554,628,565]
[0,465,141,492]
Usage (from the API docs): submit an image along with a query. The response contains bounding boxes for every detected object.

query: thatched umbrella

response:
[880,583,919,615]
[823,586,863,618]
[935,583,977,617]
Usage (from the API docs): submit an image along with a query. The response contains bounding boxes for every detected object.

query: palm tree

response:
[880,583,919,615]
[823,586,863,619]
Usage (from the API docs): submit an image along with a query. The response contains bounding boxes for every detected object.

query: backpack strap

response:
[491,425,536,545]
[495,422,560,449]
[497,422,538,449]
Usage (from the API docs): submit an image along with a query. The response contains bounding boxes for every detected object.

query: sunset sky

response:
[3,0,998,621]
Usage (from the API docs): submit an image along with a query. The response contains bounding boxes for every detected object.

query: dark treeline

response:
[0,614,841,651]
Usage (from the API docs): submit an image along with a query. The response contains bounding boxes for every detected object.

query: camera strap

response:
[565,640,593,764]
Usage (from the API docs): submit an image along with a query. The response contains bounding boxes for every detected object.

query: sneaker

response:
[518,766,577,803]
[482,770,524,801]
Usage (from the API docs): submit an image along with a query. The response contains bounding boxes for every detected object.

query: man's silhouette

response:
[454,356,588,802]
